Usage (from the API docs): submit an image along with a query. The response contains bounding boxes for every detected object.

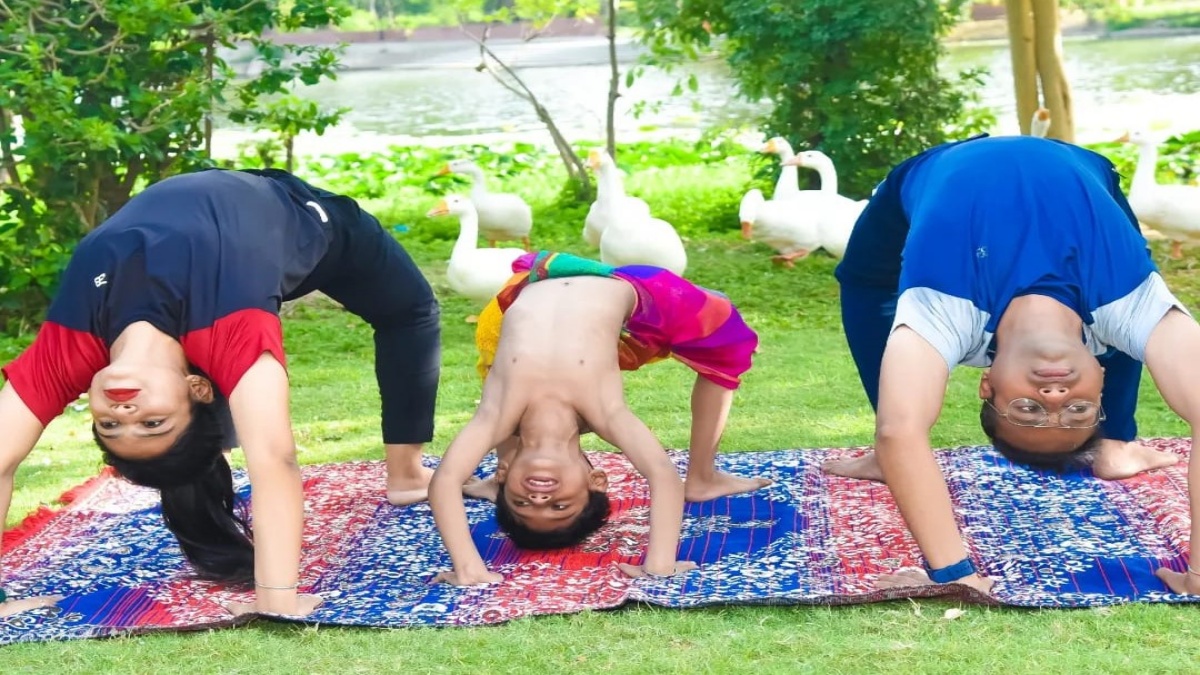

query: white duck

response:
[760,136,801,200]
[600,212,688,276]
[783,151,868,259]
[439,159,534,250]
[1030,107,1052,139]
[1120,129,1200,259]
[739,189,822,266]
[583,149,652,247]
[426,196,525,313]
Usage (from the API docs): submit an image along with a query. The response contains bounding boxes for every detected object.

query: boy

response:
[816,136,1197,595]
[428,251,770,585]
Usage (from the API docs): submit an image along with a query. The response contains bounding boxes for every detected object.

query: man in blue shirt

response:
[828,135,1199,596]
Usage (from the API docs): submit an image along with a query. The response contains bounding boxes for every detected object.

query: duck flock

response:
[425,109,1200,317]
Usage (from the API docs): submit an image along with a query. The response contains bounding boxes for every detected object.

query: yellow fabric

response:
[474,296,505,380]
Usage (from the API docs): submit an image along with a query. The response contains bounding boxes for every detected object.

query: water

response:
[212,33,1200,155]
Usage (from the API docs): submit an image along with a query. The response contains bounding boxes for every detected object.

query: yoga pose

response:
[428,251,770,585]
[0,169,440,617]
[830,135,1197,595]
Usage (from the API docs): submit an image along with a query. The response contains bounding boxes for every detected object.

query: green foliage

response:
[228,95,347,172]
[1103,1,1200,30]
[212,131,1200,250]
[631,0,989,199]
[1086,129,1200,192]
[0,0,350,326]
[218,135,754,244]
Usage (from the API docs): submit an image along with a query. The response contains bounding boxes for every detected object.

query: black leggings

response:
[250,169,441,445]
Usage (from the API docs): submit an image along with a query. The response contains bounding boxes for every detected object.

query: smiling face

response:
[495,448,608,532]
[980,338,1105,455]
[88,365,213,460]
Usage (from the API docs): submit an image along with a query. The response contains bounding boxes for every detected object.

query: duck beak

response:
[740,221,753,239]
[781,156,802,167]
[760,140,775,153]
[426,200,450,217]
[1114,132,1130,143]
[436,164,452,176]
[586,151,601,170]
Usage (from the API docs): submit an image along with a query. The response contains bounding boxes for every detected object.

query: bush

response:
[0,0,349,327]
[633,0,989,199]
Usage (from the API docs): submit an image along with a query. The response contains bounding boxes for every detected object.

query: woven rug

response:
[1,438,1195,645]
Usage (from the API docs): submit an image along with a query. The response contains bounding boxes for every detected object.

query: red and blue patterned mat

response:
[1,438,1195,645]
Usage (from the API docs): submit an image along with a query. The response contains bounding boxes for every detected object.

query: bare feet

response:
[618,560,698,578]
[0,594,62,617]
[875,568,995,596]
[822,452,885,482]
[770,250,809,268]
[1155,567,1200,595]
[684,471,772,502]
[462,475,499,502]
[1091,439,1180,480]
[225,593,324,618]
[386,466,436,506]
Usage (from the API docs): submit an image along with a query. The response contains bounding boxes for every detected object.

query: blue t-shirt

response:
[889,136,1186,368]
[899,136,1154,330]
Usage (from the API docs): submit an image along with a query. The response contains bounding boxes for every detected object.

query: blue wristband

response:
[0,588,7,603]
[926,557,977,584]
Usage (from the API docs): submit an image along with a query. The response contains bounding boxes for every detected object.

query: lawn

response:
[4,153,1200,672]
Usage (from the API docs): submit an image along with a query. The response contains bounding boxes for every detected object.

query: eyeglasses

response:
[987,398,1105,429]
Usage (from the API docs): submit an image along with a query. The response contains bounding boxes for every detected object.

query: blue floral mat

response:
[1,439,1195,646]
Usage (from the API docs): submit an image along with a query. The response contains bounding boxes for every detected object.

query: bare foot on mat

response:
[684,471,772,502]
[461,475,499,502]
[0,594,62,617]
[618,560,699,578]
[822,452,884,482]
[1155,567,1200,595]
[386,465,435,506]
[225,593,323,619]
[876,567,995,596]
[1092,439,1180,480]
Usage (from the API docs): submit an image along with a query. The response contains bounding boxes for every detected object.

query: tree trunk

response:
[204,29,215,158]
[285,135,295,173]
[1031,0,1074,142]
[604,0,619,161]
[1005,0,1038,135]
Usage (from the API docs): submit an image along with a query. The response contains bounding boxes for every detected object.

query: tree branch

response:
[0,106,23,190]
[459,22,592,200]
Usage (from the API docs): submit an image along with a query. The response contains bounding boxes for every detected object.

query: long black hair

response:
[94,401,255,582]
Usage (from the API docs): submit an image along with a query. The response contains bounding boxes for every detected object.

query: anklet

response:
[255,581,299,590]
[1187,565,1200,577]
[646,565,683,578]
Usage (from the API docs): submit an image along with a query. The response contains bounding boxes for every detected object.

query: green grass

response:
[6,178,1200,672]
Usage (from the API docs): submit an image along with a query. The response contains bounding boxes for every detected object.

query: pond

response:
[212,33,1200,155]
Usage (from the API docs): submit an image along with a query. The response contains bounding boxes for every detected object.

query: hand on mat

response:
[1154,567,1200,595]
[0,594,62,617]
[618,560,698,579]
[428,568,504,586]
[225,593,323,619]
[876,568,995,596]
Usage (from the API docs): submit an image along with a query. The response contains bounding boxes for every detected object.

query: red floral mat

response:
[1,439,1195,646]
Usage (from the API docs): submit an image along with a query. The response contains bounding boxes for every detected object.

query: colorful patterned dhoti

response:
[475,251,757,389]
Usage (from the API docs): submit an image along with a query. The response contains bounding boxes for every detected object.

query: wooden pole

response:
[1031,0,1075,142]
[1005,0,1039,135]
